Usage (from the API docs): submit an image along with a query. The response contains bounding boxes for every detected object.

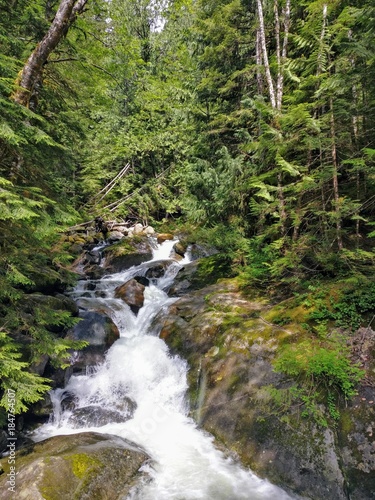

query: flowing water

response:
[33,239,294,500]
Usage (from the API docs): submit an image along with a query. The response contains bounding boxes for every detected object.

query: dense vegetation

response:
[0,0,374,417]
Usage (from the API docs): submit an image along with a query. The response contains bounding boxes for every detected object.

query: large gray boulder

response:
[65,311,120,371]
[68,310,119,347]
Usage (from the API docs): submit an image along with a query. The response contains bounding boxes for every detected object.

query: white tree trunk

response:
[256,0,276,109]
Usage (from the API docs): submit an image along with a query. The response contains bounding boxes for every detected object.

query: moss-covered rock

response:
[168,253,234,296]
[0,432,149,500]
[103,236,154,273]
[156,278,374,499]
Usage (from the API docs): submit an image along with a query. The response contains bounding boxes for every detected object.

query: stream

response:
[33,238,294,499]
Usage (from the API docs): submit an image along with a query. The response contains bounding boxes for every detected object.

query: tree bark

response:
[275,0,291,110]
[256,0,276,109]
[330,98,343,251]
[257,0,291,236]
[256,29,264,96]
[13,0,88,108]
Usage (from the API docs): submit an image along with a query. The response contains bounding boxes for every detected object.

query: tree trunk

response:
[13,0,88,108]
[256,29,264,96]
[330,98,343,251]
[276,0,291,110]
[257,0,291,236]
[256,0,276,109]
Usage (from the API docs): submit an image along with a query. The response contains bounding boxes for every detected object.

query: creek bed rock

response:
[0,432,149,499]
[155,279,375,500]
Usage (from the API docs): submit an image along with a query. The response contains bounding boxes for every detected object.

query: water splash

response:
[33,239,295,500]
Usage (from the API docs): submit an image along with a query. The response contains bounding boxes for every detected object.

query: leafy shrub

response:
[308,282,375,330]
[275,341,363,398]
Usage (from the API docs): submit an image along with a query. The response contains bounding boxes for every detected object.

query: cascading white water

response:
[33,239,294,500]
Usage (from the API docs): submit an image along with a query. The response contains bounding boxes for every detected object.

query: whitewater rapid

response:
[33,239,294,500]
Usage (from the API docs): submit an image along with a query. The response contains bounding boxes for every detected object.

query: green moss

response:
[339,410,354,434]
[65,453,101,479]
[103,238,139,258]
[192,254,235,289]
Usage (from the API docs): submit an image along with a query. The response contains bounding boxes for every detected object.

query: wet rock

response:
[168,254,233,296]
[337,387,375,499]
[30,354,49,376]
[115,279,145,314]
[102,235,154,273]
[157,233,174,244]
[145,261,169,280]
[133,223,144,235]
[134,276,150,287]
[29,393,53,419]
[67,402,136,428]
[64,311,120,373]
[60,391,78,411]
[188,243,217,261]
[67,311,120,347]
[158,280,367,500]
[173,241,187,257]
[170,251,184,261]
[0,432,149,499]
[44,363,74,389]
[83,265,107,280]
[107,231,125,243]
[70,346,109,372]
[83,250,101,266]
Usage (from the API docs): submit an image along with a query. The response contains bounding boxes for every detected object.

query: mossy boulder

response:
[103,237,153,273]
[168,253,234,296]
[157,279,374,499]
[0,432,149,499]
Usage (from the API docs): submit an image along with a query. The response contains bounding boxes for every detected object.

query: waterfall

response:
[33,239,294,500]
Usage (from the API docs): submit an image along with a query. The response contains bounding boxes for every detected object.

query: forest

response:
[0,0,374,426]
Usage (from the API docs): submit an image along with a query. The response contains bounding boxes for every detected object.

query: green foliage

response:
[0,331,51,413]
[307,282,375,330]
[0,0,374,419]
[275,341,362,398]
[274,337,364,424]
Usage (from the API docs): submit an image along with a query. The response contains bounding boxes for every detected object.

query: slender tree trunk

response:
[256,0,276,109]
[317,4,328,75]
[352,83,361,247]
[13,0,88,108]
[277,0,291,110]
[330,98,343,251]
[257,0,291,236]
[349,28,361,247]
[256,29,264,96]
[277,172,287,236]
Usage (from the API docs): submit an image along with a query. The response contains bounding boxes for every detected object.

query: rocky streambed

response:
[1,222,374,499]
